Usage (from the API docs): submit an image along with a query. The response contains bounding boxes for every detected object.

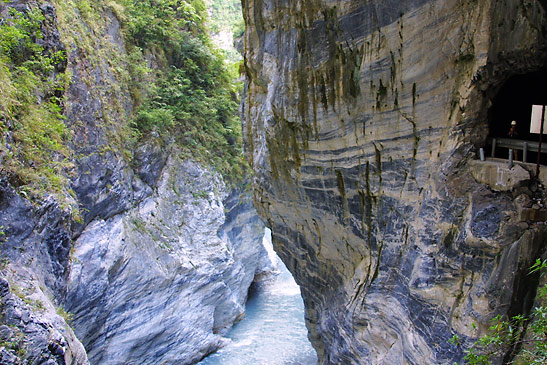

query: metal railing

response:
[490,137,546,163]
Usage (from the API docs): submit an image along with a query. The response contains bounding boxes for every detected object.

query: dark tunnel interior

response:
[488,69,547,164]
[489,69,547,141]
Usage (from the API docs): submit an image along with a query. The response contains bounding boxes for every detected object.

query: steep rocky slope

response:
[0,1,272,364]
[67,157,272,364]
[242,0,547,363]
[0,179,89,363]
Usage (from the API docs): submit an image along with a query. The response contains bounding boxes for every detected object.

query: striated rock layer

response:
[0,179,89,364]
[242,0,547,363]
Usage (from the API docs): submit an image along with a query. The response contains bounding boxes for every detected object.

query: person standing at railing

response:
[508,120,519,160]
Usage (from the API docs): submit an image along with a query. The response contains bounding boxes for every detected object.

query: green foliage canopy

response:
[0,0,247,203]
[121,0,246,184]
[0,6,71,199]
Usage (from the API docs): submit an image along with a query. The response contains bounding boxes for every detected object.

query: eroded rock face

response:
[67,157,273,365]
[242,0,547,363]
[0,179,89,364]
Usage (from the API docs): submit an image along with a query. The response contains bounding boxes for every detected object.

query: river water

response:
[199,230,317,365]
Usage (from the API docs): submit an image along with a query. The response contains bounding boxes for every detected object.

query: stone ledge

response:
[470,159,532,191]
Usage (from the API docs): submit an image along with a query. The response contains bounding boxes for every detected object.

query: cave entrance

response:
[488,69,547,165]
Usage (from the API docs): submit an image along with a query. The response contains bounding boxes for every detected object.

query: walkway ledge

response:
[469,158,547,191]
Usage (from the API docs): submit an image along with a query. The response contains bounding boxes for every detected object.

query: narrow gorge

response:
[1,0,547,364]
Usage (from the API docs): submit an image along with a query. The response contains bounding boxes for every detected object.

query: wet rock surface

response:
[242,0,547,363]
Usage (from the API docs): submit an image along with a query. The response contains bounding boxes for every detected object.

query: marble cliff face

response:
[242,0,547,363]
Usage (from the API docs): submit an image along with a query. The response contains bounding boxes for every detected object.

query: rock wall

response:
[0,1,273,364]
[242,0,547,363]
[0,179,89,364]
[67,157,272,365]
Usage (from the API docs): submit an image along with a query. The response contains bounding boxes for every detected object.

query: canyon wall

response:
[67,157,272,365]
[242,0,547,363]
[0,1,272,364]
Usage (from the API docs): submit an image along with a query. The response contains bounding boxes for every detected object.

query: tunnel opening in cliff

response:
[488,69,547,164]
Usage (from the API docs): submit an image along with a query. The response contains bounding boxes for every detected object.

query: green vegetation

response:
[120,0,247,184]
[205,0,244,62]
[206,0,243,36]
[457,259,547,364]
[0,326,26,359]
[131,216,147,234]
[0,7,72,200]
[121,0,208,58]
[0,0,247,205]
[191,190,209,199]
[56,305,74,324]
[10,282,46,312]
